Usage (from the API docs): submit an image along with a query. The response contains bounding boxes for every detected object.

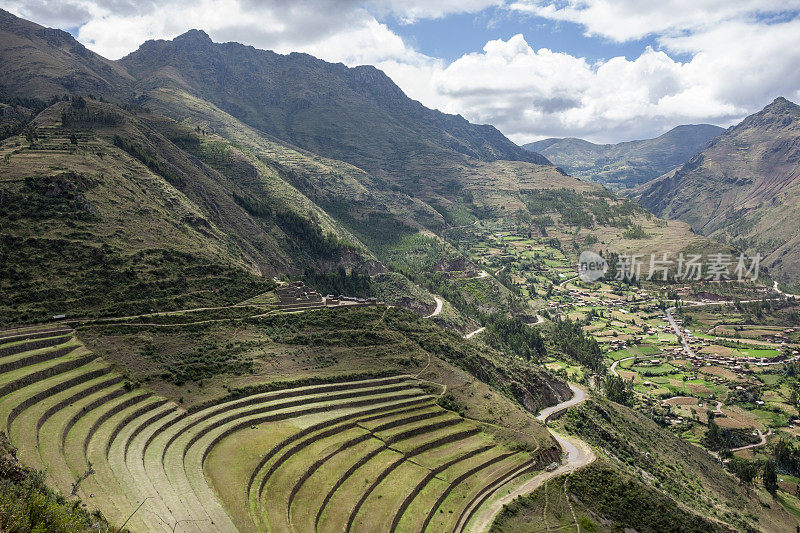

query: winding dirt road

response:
[730,428,773,452]
[424,296,444,318]
[558,274,579,286]
[464,327,486,339]
[465,384,595,532]
[609,355,661,378]
[774,280,799,299]
[465,313,542,341]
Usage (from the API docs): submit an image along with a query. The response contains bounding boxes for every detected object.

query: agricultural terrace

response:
[0,305,565,532]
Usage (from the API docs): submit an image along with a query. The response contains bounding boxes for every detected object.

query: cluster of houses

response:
[275,282,381,313]
[666,315,799,379]
[601,308,799,387]
[683,350,795,370]
[552,287,658,311]
[275,283,326,312]
[771,329,798,348]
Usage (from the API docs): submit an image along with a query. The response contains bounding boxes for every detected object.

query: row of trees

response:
[702,416,759,451]
[551,317,604,371]
[727,456,779,497]
[774,438,800,477]
[303,267,373,298]
[482,313,546,361]
[603,374,634,406]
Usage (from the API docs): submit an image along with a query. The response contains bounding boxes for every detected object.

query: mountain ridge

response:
[523,123,724,190]
[636,96,800,287]
[117,28,552,191]
[0,9,133,99]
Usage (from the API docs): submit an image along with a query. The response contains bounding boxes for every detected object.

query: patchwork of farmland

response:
[0,325,550,532]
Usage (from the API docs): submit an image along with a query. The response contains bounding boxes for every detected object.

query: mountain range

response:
[636,97,800,289]
[524,124,724,190]
[1,8,720,322]
[2,9,799,533]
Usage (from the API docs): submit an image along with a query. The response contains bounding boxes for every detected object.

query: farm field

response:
[0,313,563,532]
[441,217,800,526]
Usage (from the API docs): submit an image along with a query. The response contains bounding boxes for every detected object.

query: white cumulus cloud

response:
[3,0,800,143]
[392,35,743,143]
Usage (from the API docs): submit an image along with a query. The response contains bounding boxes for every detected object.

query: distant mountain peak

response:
[172,29,213,45]
[739,96,798,129]
[523,124,724,190]
[760,96,797,113]
[636,95,800,285]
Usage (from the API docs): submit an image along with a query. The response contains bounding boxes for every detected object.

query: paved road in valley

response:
[666,307,695,357]
[536,384,587,422]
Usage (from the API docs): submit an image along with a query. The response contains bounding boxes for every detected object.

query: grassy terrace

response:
[0,312,560,532]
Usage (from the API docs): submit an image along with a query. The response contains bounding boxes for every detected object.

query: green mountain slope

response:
[0,8,736,323]
[636,97,800,288]
[118,30,551,192]
[135,86,447,242]
[0,100,270,322]
[524,124,724,190]
[494,397,796,532]
[0,10,443,323]
[0,9,132,99]
[0,95,391,321]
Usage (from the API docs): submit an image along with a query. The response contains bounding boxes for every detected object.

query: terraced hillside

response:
[0,324,558,532]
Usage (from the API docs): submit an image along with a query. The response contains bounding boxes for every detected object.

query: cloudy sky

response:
[4,0,800,143]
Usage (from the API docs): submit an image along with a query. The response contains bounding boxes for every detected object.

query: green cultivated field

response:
[0,316,560,532]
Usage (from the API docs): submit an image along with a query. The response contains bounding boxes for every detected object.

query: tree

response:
[790,386,800,410]
[763,459,778,497]
[703,418,723,451]
[729,457,756,495]
[604,374,633,406]
[774,438,800,476]
[23,123,38,145]
[552,317,604,370]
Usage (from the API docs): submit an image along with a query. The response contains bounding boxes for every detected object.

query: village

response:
[275,281,382,312]
[446,220,800,459]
